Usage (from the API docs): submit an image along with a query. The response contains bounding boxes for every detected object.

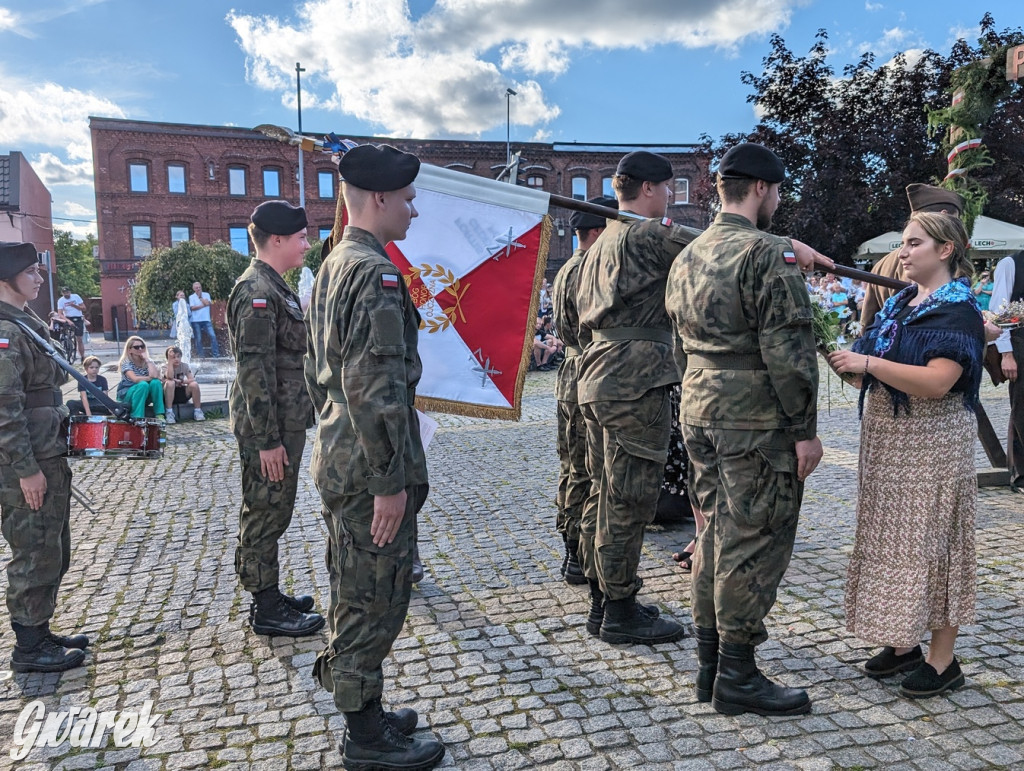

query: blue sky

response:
[0,0,1017,237]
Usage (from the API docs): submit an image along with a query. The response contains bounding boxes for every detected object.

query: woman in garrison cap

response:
[0,242,88,673]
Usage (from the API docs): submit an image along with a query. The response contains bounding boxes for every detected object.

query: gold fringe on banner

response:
[414,213,552,422]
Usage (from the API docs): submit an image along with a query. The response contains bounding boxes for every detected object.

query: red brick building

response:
[0,151,57,319]
[89,117,707,331]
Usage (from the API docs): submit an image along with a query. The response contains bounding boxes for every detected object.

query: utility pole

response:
[296,62,306,208]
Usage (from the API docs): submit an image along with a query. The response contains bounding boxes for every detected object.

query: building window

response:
[571,177,588,200]
[170,224,192,247]
[131,225,152,258]
[674,177,689,205]
[229,226,250,255]
[525,176,544,188]
[228,166,247,196]
[129,162,149,193]
[602,177,614,197]
[263,168,281,197]
[318,170,334,199]
[208,161,215,180]
[319,227,332,242]
[167,163,186,194]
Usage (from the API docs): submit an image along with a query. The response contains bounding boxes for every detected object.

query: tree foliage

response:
[131,240,249,324]
[53,229,99,297]
[282,239,325,292]
[695,15,1023,263]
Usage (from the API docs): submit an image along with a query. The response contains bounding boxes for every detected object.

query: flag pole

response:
[546,192,907,291]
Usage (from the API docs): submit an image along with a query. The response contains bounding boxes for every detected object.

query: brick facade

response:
[90,117,708,331]
[0,151,56,319]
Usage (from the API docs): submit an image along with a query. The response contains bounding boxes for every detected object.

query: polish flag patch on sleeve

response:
[0,338,8,349]
[381,273,400,289]
[783,251,797,264]
[661,217,673,227]
[252,298,268,309]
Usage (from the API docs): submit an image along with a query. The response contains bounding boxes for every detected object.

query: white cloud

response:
[228,0,804,137]
[0,7,19,32]
[865,2,882,10]
[62,201,94,217]
[0,71,125,186]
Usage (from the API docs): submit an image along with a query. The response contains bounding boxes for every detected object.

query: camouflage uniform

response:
[860,248,905,330]
[227,258,315,594]
[304,226,427,713]
[575,217,699,599]
[551,247,588,544]
[0,302,72,627]
[665,212,818,646]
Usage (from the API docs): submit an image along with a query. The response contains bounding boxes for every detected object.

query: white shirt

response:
[189,291,212,323]
[58,293,84,318]
[990,256,1016,354]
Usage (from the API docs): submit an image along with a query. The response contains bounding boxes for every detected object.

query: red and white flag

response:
[384,165,551,420]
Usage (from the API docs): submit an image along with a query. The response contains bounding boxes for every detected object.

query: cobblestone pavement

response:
[1,362,1022,770]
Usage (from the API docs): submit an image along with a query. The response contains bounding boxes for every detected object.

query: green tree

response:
[282,239,324,292]
[53,229,99,296]
[131,240,249,325]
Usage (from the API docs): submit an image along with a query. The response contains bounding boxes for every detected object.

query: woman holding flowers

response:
[828,212,984,699]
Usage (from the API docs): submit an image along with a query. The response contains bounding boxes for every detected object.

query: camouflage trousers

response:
[555,398,588,542]
[0,457,72,627]
[235,430,306,593]
[579,386,670,601]
[313,483,427,712]
[683,425,802,646]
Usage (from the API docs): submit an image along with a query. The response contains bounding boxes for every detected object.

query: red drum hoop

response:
[67,415,165,459]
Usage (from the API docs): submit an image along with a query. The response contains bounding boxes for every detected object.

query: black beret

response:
[615,151,673,182]
[718,143,785,183]
[906,183,964,215]
[250,200,308,236]
[570,196,618,231]
[338,144,420,192]
[0,242,39,281]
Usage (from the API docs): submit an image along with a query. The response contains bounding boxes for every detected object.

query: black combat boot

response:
[712,641,811,716]
[250,588,325,637]
[341,699,445,771]
[48,630,90,649]
[563,539,587,585]
[279,589,316,613]
[694,627,719,703]
[586,580,662,637]
[411,545,425,584]
[600,596,686,645]
[387,707,419,736]
[11,622,86,673]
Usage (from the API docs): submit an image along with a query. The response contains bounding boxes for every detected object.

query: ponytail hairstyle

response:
[906,211,974,281]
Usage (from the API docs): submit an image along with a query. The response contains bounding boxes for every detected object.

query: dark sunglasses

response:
[131,344,146,350]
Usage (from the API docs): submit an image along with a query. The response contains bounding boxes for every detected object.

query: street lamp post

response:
[296,62,306,208]
[505,87,517,166]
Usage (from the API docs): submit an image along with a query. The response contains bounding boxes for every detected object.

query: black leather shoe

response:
[342,700,445,771]
[48,631,90,650]
[712,642,810,716]
[863,645,922,678]
[899,658,965,698]
[250,590,325,637]
[585,581,661,637]
[411,545,425,584]
[11,623,85,673]
[600,597,685,646]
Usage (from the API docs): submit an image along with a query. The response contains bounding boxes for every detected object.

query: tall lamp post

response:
[505,87,517,166]
[296,62,306,208]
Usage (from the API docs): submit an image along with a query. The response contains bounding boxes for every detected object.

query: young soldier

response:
[305,145,445,771]
[227,201,324,637]
[666,143,822,716]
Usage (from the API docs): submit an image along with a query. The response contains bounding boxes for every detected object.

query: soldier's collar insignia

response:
[252,298,268,308]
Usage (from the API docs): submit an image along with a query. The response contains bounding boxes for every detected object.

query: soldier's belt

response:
[564,344,583,358]
[327,386,416,405]
[590,327,672,345]
[23,388,63,409]
[687,352,766,370]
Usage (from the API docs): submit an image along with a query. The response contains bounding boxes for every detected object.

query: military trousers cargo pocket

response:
[608,433,669,507]
[334,500,416,616]
[745,442,800,533]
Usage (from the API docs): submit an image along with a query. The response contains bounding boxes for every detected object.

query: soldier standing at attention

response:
[551,196,616,586]
[227,201,325,638]
[575,152,700,646]
[0,242,88,672]
[305,145,445,771]
[666,143,822,717]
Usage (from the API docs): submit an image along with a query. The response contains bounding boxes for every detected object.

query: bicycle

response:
[56,322,78,365]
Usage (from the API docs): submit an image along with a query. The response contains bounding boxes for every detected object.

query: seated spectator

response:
[67,355,112,416]
[161,345,204,423]
[116,336,165,420]
[532,316,559,370]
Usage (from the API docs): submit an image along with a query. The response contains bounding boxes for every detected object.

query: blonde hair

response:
[82,355,101,369]
[118,335,148,370]
[906,212,974,281]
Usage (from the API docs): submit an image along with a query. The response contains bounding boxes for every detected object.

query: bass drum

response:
[68,415,165,459]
